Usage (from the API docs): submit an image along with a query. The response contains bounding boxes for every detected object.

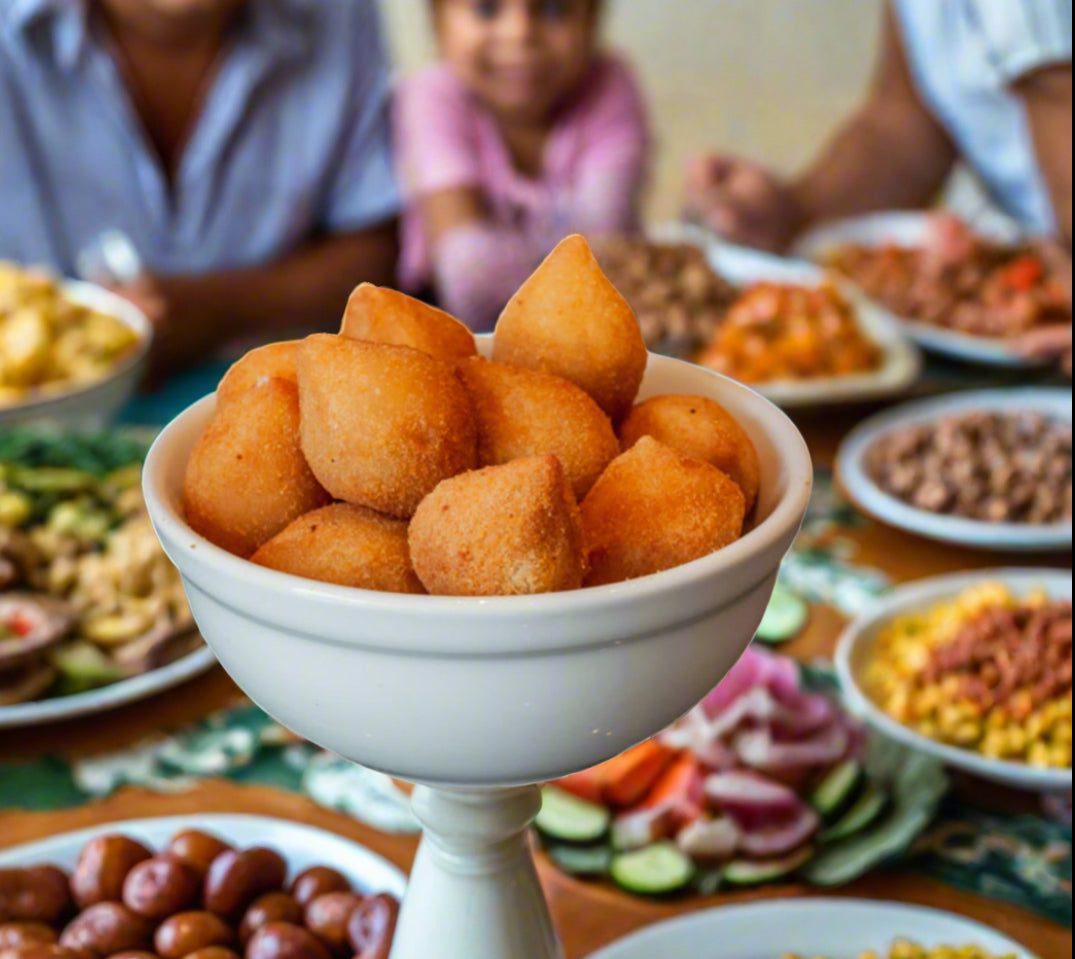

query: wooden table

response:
[1,408,1070,959]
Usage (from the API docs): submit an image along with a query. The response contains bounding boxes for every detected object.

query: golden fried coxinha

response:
[216,340,299,407]
[494,235,647,424]
[409,455,586,596]
[295,334,477,519]
[581,437,746,588]
[252,503,424,594]
[457,356,620,501]
[341,283,477,361]
[184,378,330,558]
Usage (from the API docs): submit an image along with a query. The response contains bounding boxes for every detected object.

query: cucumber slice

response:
[810,759,864,821]
[821,786,890,843]
[722,845,814,887]
[756,585,809,644]
[536,786,610,844]
[610,842,695,896]
[545,843,612,878]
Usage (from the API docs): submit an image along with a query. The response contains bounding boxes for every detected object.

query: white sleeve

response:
[962,0,1072,84]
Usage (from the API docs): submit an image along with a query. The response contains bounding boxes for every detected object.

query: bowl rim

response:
[143,351,813,622]
[834,567,1073,791]
[0,279,152,417]
[836,387,1073,550]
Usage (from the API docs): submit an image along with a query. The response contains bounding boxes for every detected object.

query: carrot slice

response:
[553,767,606,805]
[640,753,705,829]
[601,740,677,808]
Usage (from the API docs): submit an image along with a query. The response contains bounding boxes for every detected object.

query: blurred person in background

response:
[0,0,399,377]
[395,0,651,331]
[685,0,1072,373]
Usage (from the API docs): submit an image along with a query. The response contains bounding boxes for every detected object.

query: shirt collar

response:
[4,0,314,72]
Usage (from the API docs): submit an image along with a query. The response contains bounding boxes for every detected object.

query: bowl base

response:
[392,784,562,959]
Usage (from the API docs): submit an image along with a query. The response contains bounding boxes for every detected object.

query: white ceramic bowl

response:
[143,343,813,789]
[836,568,1073,793]
[0,814,406,898]
[793,211,1045,368]
[0,281,151,431]
[585,898,1035,959]
[653,224,922,408]
[836,388,1073,553]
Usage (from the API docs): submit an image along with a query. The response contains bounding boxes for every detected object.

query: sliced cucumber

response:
[692,867,724,898]
[821,786,890,844]
[722,845,814,887]
[545,843,612,878]
[536,786,611,844]
[610,842,694,896]
[810,759,864,821]
[756,585,809,644]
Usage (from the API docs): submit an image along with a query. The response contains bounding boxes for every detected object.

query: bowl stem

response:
[391,784,563,959]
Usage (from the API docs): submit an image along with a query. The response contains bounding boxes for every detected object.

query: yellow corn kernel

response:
[951,722,981,746]
[1027,740,1052,768]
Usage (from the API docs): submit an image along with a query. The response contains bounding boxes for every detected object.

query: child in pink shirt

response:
[395,0,651,330]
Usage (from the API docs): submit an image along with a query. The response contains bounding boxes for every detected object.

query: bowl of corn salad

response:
[836,569,1072,792]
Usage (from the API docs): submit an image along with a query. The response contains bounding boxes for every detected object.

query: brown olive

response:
[166,834,232,882]
[301,895,360,958]
[0,924,57,949]
[285,871,349,914]
[345,897,398,959]
[0,945,81,959]
[121,859,199,921]
[183,949,240,959]
[237,896,300,949]
[203,850,286,920]
[154,913,233,959]
[0,868,72,925]
[72,838,152,910]
[243,924,328,959]
[59,904,153,959]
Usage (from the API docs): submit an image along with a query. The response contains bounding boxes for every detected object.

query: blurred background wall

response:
[377,0,885,221]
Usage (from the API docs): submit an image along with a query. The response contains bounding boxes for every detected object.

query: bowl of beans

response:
[836,568,1072,793]
[836,388,1072,552]
[0,815,404,959]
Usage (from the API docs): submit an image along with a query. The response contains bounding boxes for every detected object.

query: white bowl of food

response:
[836,388,1072,552]
[0,264,151,430]
[836,568,1072,793]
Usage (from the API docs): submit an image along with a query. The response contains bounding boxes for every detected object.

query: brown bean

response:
[237,896,300,949]
[345,897,398,959]
[285,871,349,913]
[204,850,286,920]
[0,868,72,925]
[301,895,361,957]
[72,838,152,910]
[244,924,329,959]
[59,904,153,959]
[121,859,199,921]
[166,835,232,882]
[0,925,57,949]
[0,945,81,959]
[183,949,239,959]
[154,913,233,959]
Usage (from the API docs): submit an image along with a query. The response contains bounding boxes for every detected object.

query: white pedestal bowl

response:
[143,348,812,959]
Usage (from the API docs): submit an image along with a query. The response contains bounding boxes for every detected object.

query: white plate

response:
[0,643,216,729]
[586,898,1035,959]
[654,224,921,409]
[0,280,152,431]
[0,813,406,899]
[836,568,1072,793]
[836,388,1072,552]
[794,211,1044,368]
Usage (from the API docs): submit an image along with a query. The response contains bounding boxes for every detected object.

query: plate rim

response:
[835,387,1073,552]
[835,567,1073,793]
[792,211,1050,369]
[584,896,1036,959]
[0,812,406,897]
[0,642,216,729]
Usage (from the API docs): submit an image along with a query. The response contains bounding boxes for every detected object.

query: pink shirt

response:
[394,54,651,329]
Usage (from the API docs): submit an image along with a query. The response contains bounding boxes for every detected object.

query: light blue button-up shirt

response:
[0,0,400,276]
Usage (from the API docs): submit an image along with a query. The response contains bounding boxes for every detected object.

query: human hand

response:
[108,273,220,383]
[683,154,804,253]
